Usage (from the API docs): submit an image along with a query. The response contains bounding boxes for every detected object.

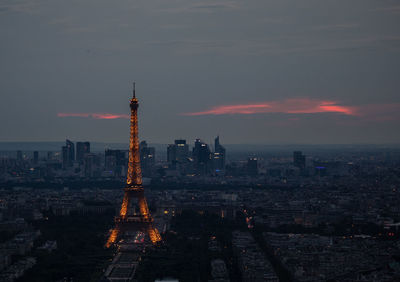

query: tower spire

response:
[127,82,141,187]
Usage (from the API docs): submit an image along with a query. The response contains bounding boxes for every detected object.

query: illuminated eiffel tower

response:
[106,83,161,247]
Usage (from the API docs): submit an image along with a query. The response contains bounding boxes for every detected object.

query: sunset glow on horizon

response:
[182,99,357,116]
[57,100,400,123]
[57,113,130,120]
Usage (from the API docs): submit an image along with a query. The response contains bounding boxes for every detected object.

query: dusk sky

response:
[1,0,399,144]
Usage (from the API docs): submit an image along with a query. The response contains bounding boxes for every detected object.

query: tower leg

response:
[120,192,131,218]
[106,228,119,248]
[138,196,150,220]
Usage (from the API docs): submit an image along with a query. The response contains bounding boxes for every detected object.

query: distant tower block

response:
[106,83,161,247]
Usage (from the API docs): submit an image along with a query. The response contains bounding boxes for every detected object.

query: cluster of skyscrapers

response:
[167,136,226,175]
[61,140,90,168]
[11,140,309,182]
[58,136,226,179]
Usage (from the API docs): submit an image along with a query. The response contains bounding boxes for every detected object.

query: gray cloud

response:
[0,0,399,144]
[373,5,400,14]
[312,23,360,31]
[0,0,41,14]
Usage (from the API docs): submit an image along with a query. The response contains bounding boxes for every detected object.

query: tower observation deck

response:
[106,83,162,247]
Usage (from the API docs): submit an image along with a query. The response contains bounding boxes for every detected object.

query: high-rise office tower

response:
[247,157,258,176]
[76,142,90,163]
[84,153,96,178]
[167,139,189,164]
[192,139,211,174]
[213,136,226,172]
[106,83,161,247]
[167,144,176,164]
[140,141,155,177]
[62,139,75,168]
[174,139,189,162]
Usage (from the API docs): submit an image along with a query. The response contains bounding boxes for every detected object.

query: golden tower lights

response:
[106,83,161,247]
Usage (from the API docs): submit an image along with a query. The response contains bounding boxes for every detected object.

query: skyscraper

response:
[174,139,189,162]
[213,136,226,172]
[192,139,211,175]
[76,142,90,163]
[140,141,155,177]
[167,144,176,164]
[167,139,189,164]
[62,139,74,168]
[247,157,258,176]
[84,153,97,178]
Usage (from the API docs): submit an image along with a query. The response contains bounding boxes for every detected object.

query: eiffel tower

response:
[106,83,161,247]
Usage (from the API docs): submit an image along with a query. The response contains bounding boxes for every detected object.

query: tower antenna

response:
[133,82,136,98]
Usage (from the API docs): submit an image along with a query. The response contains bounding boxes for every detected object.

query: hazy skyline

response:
[1,0,399,144]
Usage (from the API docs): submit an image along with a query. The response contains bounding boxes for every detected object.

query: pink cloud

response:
[182,98,356,116]
[319,105,354,115]
[58,113,130,120]
[92,113,130,119]
[185,104,272,115]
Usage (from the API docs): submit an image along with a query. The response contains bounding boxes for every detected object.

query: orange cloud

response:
[91,113,130,119]
[182,98,356,116]
[58,113,129,119]
[184,104,272,115]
